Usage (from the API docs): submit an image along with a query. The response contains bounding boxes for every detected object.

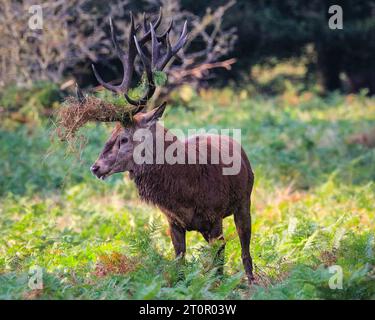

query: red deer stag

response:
[87,11,255,283]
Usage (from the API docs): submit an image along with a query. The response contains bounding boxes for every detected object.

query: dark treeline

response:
[1,0,373,94]
[181,0,375,94]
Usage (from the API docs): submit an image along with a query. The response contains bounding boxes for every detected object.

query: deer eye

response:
[120,137,129,144]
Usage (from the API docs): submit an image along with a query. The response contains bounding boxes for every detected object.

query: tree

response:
[181,0,375,93]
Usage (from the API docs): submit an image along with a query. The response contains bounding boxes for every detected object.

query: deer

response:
[84,10,255,284]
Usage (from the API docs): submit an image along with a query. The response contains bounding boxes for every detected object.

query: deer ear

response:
[141,102,167,125]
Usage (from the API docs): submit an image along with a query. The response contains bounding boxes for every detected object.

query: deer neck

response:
[132,123,189,204]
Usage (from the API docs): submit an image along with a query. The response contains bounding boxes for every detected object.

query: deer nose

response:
[90,165,100,174]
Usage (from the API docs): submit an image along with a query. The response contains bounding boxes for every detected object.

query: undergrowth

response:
[0,87,374,299]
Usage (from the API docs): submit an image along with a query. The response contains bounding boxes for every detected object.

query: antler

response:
[124,21,188,106]
[91,10,162,94]
[92,9,188,108]
[75,82,86,104]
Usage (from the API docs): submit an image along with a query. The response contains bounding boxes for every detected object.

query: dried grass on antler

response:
[55,96,136,143]
[55,8,188,145]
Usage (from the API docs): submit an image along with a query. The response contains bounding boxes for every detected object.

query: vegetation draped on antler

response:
[56,10,188,142]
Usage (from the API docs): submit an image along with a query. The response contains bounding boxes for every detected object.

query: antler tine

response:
[125,35,156,106]
[75,83,86,104]
[150,22,163,68]
[138,7,163,45]
[109,16,125,58]
[149,20,187,70]
[141,9,169,40]
[125,20,188,106]
[157,20,188,70]
[157,19,173,41]
[92,12,138,94]
[142,12,149,35]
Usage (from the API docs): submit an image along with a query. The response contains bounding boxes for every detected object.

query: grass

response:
[0,87,374,299]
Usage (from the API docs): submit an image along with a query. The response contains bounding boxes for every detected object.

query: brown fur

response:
[91,106,255,283]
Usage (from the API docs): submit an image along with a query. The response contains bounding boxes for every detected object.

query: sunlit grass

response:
[0,89,374,299]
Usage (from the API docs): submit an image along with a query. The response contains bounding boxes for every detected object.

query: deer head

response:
[88,11,188,180]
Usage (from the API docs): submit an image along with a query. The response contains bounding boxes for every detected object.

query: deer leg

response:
[234,200,254,284]
[169,222,186,259]
[169,222,186,282]
[202,220,225,276]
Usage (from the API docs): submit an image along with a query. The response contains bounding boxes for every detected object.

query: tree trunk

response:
[316,45,342,92]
